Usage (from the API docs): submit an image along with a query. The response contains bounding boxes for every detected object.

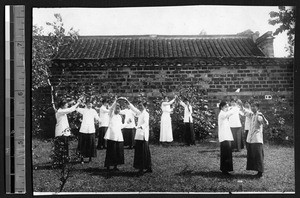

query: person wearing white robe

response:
[120,107,136,149]
[218,101,239,175]
[54,99,81,166]
[77,100,101,163]
[121,97,152,175]
[159,96,177,143]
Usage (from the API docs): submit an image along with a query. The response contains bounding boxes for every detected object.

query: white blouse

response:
[77,108,100,134]
[246,111,268,144]
[128,104,150,141]
[120,108,136,129]
[218,108,239,142]
[179,101,193,123]
[99,105,110,127]
[243,108,253,131]
[228,106,242,128]
[55,105,77,137]
[161,98,175,114]
[104,114,126,142]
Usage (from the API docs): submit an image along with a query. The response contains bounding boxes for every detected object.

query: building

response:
[49,30,293,109]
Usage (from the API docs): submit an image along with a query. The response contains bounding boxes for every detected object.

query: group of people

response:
[54,93,269,177]
[218,99,269,177]
[55,96,152,174]
[54,95,195,174]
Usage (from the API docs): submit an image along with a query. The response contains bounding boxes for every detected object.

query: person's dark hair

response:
[102,98,107,104]
[219,101,227,110]
[253,102,260,108]
[58,99,68,108]
[230,98,236,103]
[139,101,148,108]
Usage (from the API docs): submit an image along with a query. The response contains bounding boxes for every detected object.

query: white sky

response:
[8,6,293,57]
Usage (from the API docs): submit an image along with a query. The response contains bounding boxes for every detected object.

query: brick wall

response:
[49,57,293,109]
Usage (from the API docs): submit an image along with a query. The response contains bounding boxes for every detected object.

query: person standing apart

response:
[97,99,110,150]
[54,99,81,166]
[179,97,195,146]
[228,99,243,152]
[122,97,152,175]
[218,101,239,175]
[159,95,177,144]
[76,99,100,163]
[244,102,269,177]
[104,98,128,171]
[120,106,136,149]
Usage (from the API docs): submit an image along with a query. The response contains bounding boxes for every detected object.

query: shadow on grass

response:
[82,167,138,179]
[176,169,260,180]
[197,149,219,153]
[33,161,82,170]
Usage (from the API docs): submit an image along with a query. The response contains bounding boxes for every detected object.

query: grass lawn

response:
[32,138,294,193]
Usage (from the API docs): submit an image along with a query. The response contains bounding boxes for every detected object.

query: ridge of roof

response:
[76,34,252,39]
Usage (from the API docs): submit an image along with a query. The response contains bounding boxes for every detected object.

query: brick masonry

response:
[48,57,294,109]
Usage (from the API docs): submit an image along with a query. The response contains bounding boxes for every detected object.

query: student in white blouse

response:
[104,99,128,171]
[96,99,110,149]
[179,97,195,146]
[228,99,244,152]
[160,95,177,144]
[54,99,81,165]
[76,99,101,163]
[120,106,137,149]
[243,102,269,177]
[218,101,239,175]
[121,97,152,175]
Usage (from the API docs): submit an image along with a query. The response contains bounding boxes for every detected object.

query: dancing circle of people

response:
[54,95,268,177]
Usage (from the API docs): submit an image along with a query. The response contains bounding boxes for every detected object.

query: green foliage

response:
[269,6,295,57]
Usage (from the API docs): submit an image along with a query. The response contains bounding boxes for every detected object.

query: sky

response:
[8,5,293,57]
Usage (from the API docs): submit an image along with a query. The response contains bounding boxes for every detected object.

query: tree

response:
[269,6,295,57]
[32,14,79,136]
[32,13,79,109]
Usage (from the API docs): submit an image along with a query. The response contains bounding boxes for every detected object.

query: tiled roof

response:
[53,35,265,60]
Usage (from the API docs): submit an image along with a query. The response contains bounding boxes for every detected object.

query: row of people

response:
[218,100,269,177]
[54,97,152,174]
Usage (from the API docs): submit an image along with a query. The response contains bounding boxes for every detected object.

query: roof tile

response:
[53,35,266,59]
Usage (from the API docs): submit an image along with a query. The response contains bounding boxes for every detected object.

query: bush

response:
[263,94,294,145]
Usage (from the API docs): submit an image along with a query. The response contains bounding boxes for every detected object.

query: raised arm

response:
[179,100,186,108]
[162,97,176,106]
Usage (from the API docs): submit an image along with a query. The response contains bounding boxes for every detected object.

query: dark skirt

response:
[133,140,152,170]
[97,127,108,149]
[184,123,195,145]
[231,127,244,151]
[220,141,233,172]
[122,128,136,147]
[77,132,97,158]
[104,140,124,167]
[246,143,264,172]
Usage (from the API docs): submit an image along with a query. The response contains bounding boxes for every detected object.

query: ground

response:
[32,138,294,193]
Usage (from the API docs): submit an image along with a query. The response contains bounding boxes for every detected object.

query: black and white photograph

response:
[26,4,295,194]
